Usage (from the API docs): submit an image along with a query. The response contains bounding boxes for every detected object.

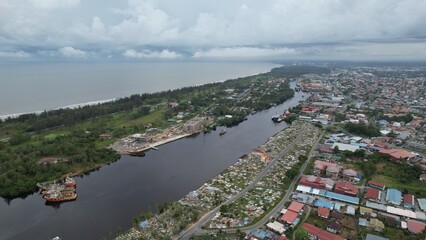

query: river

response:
[0,82,307,240]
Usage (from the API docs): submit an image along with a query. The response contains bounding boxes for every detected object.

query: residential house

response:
[342,169,358,181]
[368,181,386,191]
[407,219,426,234]
[302,223,344,240]
[280,201,305,227]
[386,189,402,205]
[334,181,358,197]
[318,207,330,219]
[300,175,335,190]
[326,166,341,179]
[326,221,342,234]
[330,211,344,223]
[364,188,382,202]
[370,219,385,232]
[403,194,415,209]
[360,206,373,216]
[313,160,338,176]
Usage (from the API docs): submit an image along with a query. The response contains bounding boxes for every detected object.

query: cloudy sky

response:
[1,0,425,61]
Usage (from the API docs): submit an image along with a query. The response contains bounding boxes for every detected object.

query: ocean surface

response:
[0,61,279,117]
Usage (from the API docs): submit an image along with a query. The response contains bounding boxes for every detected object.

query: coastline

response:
[0,98,117,120]
[0,62,280,118]
[0,79,308,240]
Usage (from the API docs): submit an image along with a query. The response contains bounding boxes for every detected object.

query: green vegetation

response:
[344,122,380,137]
[382,113,414,124]
[351,152,426,197]
[0,65,330,198]
[334,113,345,122]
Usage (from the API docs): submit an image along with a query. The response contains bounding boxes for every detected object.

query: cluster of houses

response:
[264,201,307,236]
[281,133,425,239]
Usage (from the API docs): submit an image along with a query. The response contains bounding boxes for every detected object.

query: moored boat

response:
[271,114,279,122]
[64,176,76,187]
[44,191,78,202]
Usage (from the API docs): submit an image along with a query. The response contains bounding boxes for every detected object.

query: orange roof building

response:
[379,149,416,160]
[288,201,305,213]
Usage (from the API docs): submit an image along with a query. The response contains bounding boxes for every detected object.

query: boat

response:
[128,150,146,157]
[44,191,78,202]
[271,114,279,122]
[64,177,76,187]
[219,129,227,135]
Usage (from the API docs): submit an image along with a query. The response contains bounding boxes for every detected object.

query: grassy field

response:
[372,174,426,197]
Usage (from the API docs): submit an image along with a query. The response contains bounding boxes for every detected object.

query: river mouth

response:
[0,82,307,240]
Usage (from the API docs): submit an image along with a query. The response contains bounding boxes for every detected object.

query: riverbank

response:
[115,121,321,240]
[1,66,331,198]
[0,82,309,240]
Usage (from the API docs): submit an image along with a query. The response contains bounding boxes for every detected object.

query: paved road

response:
[176,125,311,239]
[177,126,324,239]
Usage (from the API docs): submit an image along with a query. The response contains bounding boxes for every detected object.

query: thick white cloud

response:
[123,49,181,59]
[0,0,425,60]
[59,47,87,57]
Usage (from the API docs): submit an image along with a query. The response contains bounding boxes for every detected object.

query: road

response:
[177,126,324,239]
[176,125,311,239]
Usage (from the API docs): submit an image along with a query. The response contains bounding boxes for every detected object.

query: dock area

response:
[110,116,209,155]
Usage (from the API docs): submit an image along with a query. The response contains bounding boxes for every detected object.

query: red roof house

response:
[403,194,415,209]
[364,188,381,202]
[300,176,335,190]
[302,223,344,240]
[318,207,330,219]
[368,181,386,191]
[407,219,426,234]
[288,201,305,213]
[334,181,358,196]
[281,210,299,224]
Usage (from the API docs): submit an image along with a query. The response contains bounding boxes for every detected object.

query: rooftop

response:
[281,210,299,224]
[288,201,304,213]
[302,223,344,240]
[318,207,330,217]
[364,188,381,200]
[379,148,416,159]
[386,188,402,205]
[407,219,426,234]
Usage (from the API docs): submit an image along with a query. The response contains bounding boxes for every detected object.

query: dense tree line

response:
[1,65,319,133]
[0,65,326,198]
[0,130,119,198]
[382,113,414,124]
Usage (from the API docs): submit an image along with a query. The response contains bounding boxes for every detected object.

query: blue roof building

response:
[325,191,360,205]
[249,230,274,239]
[315,199,334,210]
[355,172,363,182]
[386,189,402,205]
[418,198,426,212]
[138,220,149,229]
